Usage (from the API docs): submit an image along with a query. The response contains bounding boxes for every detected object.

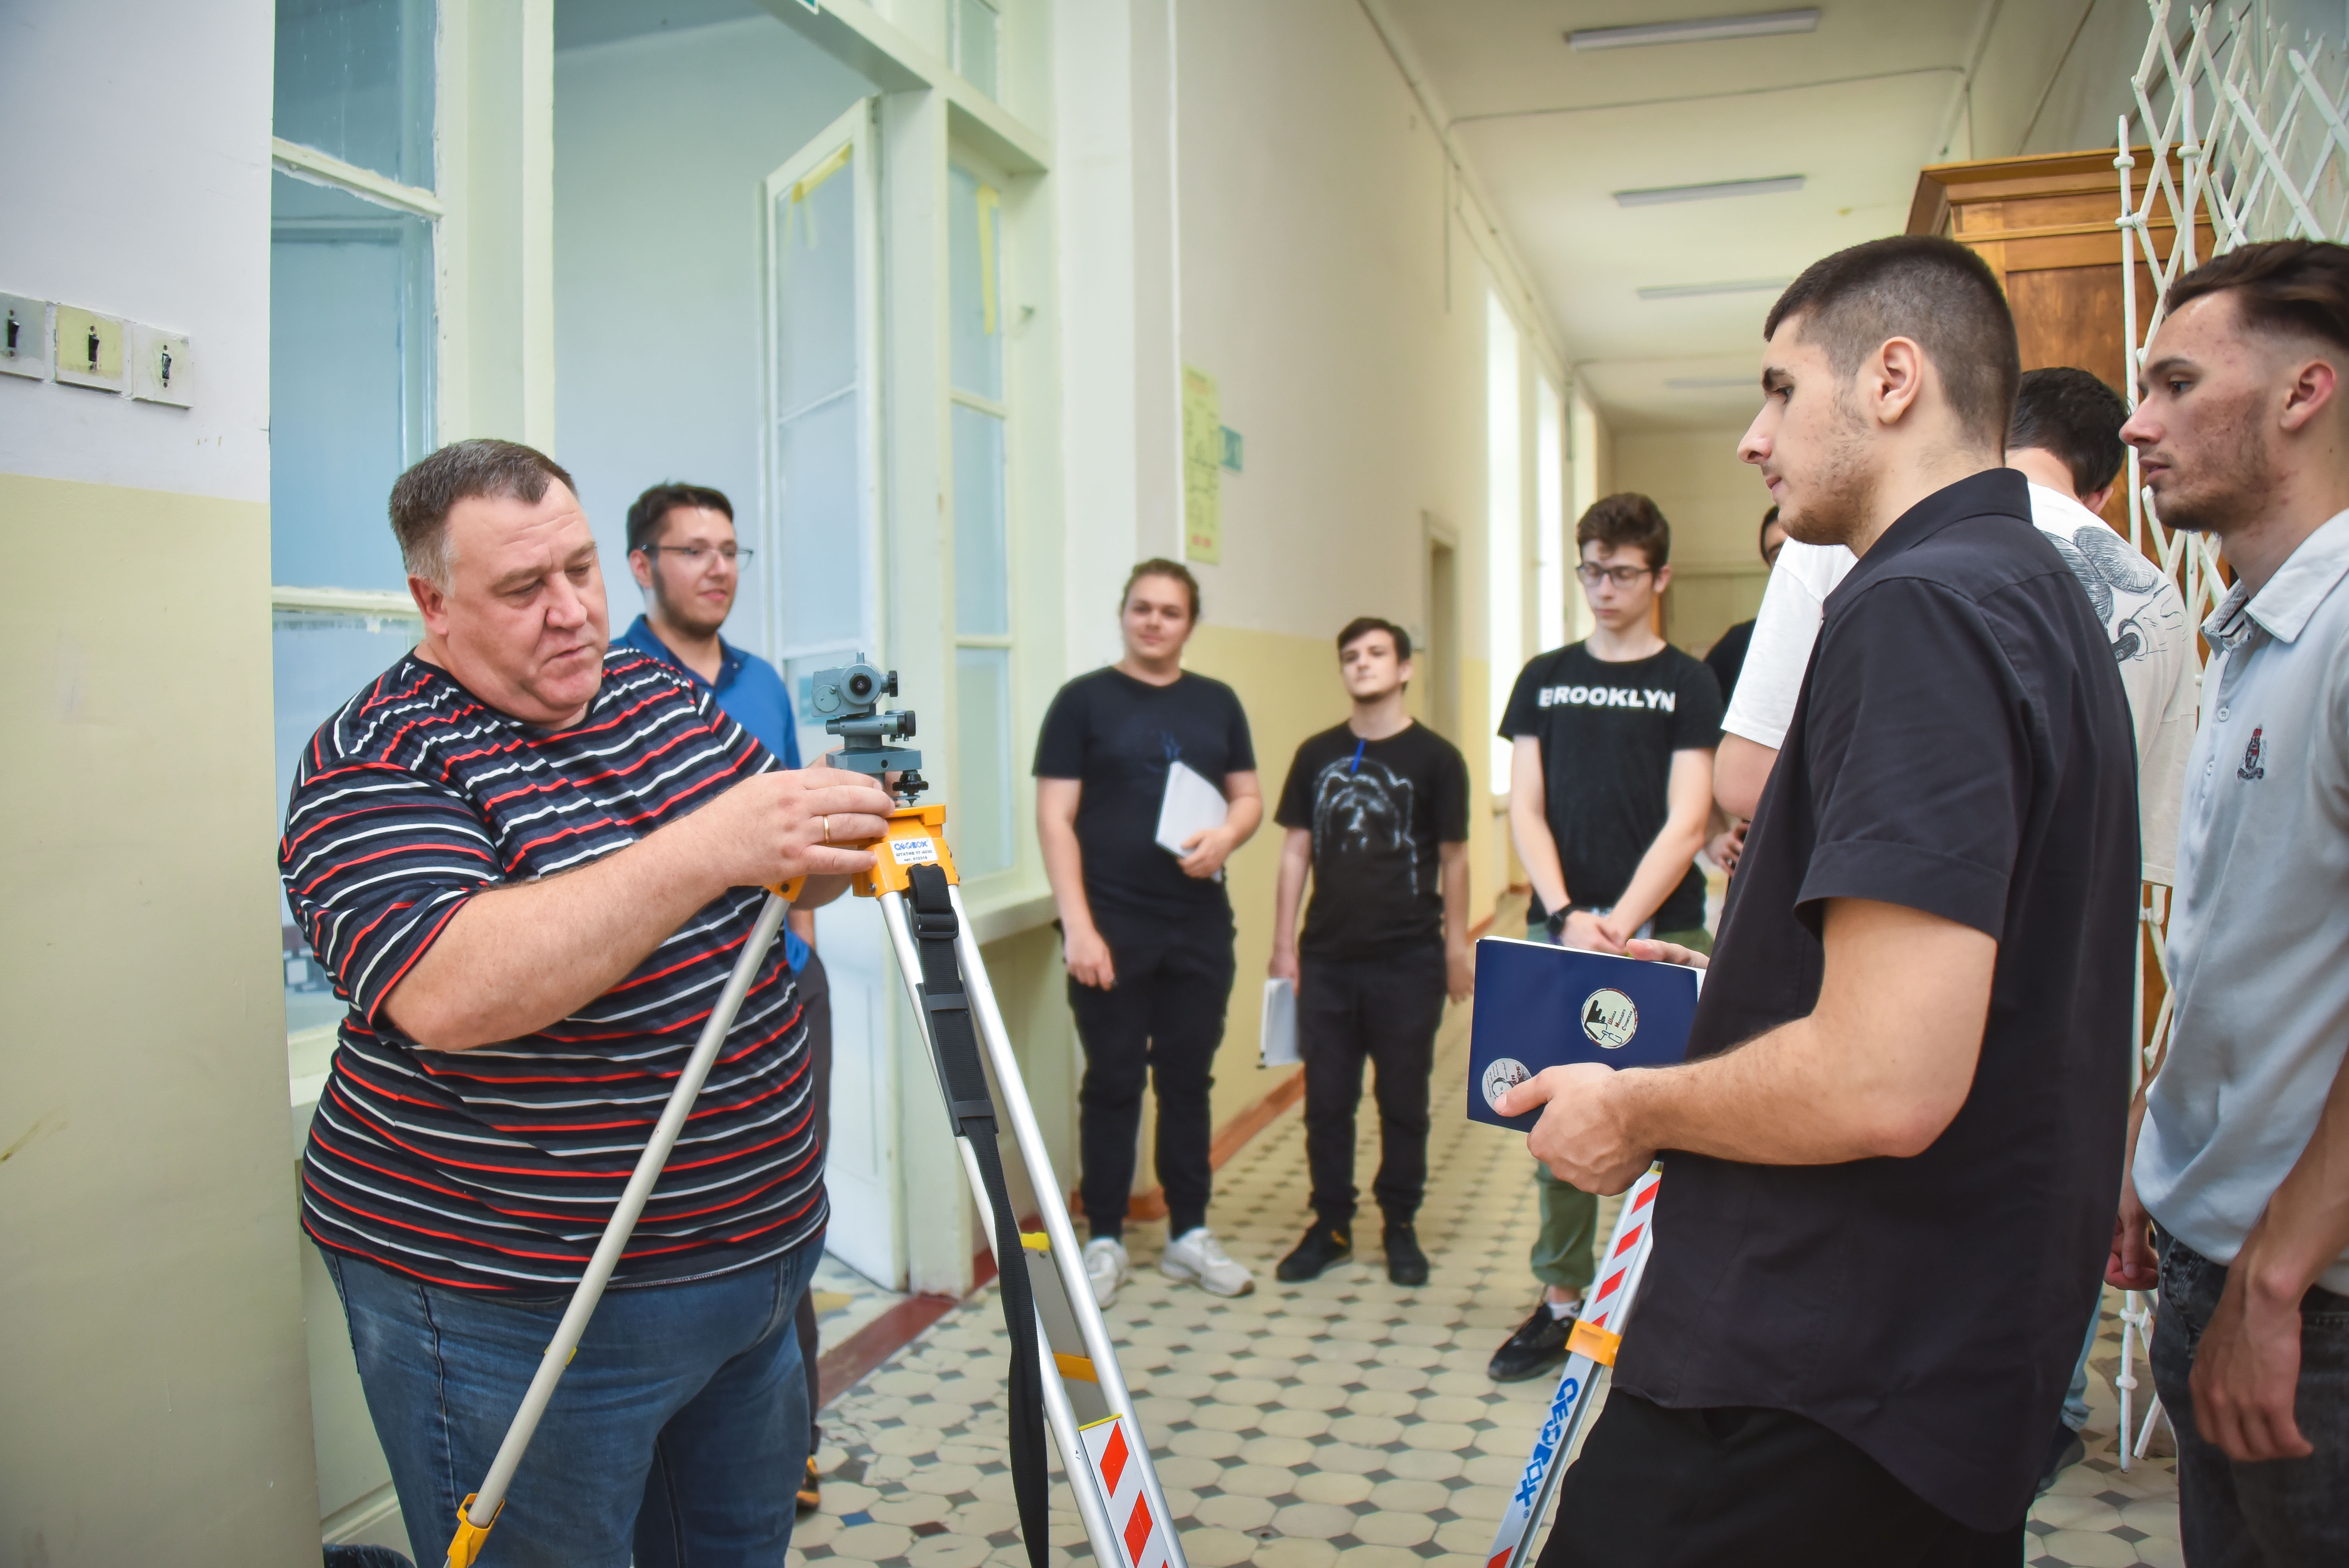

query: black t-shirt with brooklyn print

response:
[1499,641,1723,932]
[1274,720,1471,960]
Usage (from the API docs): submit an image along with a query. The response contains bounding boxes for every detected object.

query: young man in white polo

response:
[2112,238,2349,1561]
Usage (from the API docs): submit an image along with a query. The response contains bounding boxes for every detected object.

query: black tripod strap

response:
[905,864,1048,1568]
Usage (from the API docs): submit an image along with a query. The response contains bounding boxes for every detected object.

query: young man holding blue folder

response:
[1267,618,1473,1286]
[1501,237,2138,1564]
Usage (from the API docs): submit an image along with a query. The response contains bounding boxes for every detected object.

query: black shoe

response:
[1385,1221,1429,1286]
[2035,1424,2087,1495]
[1488,1298,1576,1381]
[1276,1220,1353,1282]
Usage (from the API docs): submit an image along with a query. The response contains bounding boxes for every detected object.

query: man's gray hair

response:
[388,439,577,588]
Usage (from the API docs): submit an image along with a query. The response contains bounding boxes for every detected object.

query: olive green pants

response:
[1528,922,1713,1293]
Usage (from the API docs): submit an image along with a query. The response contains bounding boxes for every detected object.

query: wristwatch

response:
[1543,909,1571,941]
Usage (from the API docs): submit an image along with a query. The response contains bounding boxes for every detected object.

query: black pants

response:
[1299,944,1445,1227]
[1540,1392,2025,1568]
[786,951,831,1450]
[1067,911,1236,1240]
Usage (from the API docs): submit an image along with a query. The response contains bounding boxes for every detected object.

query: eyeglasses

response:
[647,544,753,566]
[1574,564,1654,588]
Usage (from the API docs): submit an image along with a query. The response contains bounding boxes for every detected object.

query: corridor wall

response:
[1169,0,1563,1134]
[0,2,321,1564]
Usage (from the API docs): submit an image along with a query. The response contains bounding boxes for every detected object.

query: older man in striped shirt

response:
[282,438,893,1568]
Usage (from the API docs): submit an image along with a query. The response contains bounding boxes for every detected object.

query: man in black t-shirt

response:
[1486,493,1722,1382]
[1267,618,1473,1288]
[1035,560,1264,1307]
[1500,238,2136,1564]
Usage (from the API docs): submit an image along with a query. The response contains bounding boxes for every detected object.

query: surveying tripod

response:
[1481,1163,1664,1568]
[445,661,1187,1568]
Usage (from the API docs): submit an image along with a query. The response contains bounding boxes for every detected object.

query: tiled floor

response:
[814,1252,911,1346]
[795,999,2181,1568]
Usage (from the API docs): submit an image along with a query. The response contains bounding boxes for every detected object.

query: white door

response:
[763,100,904,1289]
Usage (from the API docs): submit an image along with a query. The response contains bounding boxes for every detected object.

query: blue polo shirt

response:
[615,614,810,971]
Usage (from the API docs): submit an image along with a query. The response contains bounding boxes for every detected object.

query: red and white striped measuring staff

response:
[1079,1414,1176,1568]
[1485,1163,1664,1568]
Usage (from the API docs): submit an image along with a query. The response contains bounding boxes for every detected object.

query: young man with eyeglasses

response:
[1486,494,1722,1381]
[616,480,834,1513]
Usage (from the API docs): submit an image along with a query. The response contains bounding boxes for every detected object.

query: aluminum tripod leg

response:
[1485,1164,1664,1568]
[444,890,793,1568]
[877,886,1189,1568]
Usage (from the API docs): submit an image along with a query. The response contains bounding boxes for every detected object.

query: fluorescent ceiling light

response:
[1665,376,1760,390]
[1570,8,1820,51]
[1616,176,1805,207]
[1636,278,1791,301]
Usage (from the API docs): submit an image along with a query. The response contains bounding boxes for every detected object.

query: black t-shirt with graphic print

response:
[1032,666,1255,925]
[1498,641,1723,932]
[1274,721,1472,960]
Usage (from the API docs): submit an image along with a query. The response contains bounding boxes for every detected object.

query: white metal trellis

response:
[2110,0,2349,1467]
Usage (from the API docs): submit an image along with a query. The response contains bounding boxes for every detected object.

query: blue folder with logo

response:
[1467,937,1702,1132]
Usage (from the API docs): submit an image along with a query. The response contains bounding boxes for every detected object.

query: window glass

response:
[273,0,435,189]
[953,647,1015,876]
[952,404,1009,637]
[274,609,424,1034]
[948,166,1003,401]
[955,0,1001,99]
[777,393,866,652]
[775,159,860,419]
[271,172,433,590]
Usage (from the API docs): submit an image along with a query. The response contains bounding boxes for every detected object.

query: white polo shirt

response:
[1719,485,2198,882]
[2135,510,2349,1290]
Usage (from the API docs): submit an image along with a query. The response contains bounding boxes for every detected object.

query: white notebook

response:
[1154,759,1229,860]
[1260,978,1300,1067]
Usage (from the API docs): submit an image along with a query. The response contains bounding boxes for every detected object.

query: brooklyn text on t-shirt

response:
[1535,684,1680,712]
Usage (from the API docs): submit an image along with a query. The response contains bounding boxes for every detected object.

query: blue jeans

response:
[323,1238,820,1568]
[2153,1227,2349,1565]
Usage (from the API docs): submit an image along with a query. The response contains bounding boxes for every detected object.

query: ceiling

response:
[1376,0,2105,430]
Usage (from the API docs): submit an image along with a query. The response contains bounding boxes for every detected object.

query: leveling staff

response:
[1499,238,2138,1562]
[282,440,893,1567]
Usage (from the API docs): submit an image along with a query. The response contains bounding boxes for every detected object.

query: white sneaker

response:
[1084,1237,1130,1308]
[1160,1227,1255,1297]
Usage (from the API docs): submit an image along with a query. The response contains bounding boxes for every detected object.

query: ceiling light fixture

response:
[1616,176,1805,207]
[1569,8,1821,51]
[1636,278,1791,301]
[1664,376,1761,390]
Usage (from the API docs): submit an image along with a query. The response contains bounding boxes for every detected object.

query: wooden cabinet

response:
[1908,147,2210,533]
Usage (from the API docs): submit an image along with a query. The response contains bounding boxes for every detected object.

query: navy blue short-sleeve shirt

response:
[1611,469,2140,1531]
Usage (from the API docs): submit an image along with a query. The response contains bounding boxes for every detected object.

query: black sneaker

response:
[1276,1220,1353,1282]
[1488,1298,1576,1381]
[1385,1221,1429,1286]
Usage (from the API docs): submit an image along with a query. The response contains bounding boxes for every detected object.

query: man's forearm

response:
[1039,816,1097,935]
[1510,799,1570,912]
[1609,817,1708,935]
[2236,1050,2349,1306]
[1272,838,1309,955]
[1440,843,1470,947]
[1715,734,1778,820]
[389,815,726,1050]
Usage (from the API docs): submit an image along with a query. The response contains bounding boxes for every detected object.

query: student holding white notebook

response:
[1035,560,1263,1307]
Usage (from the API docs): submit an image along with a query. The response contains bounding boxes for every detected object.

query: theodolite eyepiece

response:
[810,656,925,799]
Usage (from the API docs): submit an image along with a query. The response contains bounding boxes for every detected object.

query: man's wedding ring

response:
[820,815,832,844]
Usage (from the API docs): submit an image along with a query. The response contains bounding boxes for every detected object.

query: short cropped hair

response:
[2166,239,2349,358]
[1122,558,1200,621]
[1576,492,1672,570]
[389,439,576,589]
[2009,367,2130,497]
[626,483,734,556]
[1764,235,2020,452]
[1336,616,1412,661]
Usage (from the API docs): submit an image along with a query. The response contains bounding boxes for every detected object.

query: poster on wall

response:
[1182,364,1221,564]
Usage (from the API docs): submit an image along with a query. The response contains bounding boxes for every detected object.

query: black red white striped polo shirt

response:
[281,647,824,1293]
